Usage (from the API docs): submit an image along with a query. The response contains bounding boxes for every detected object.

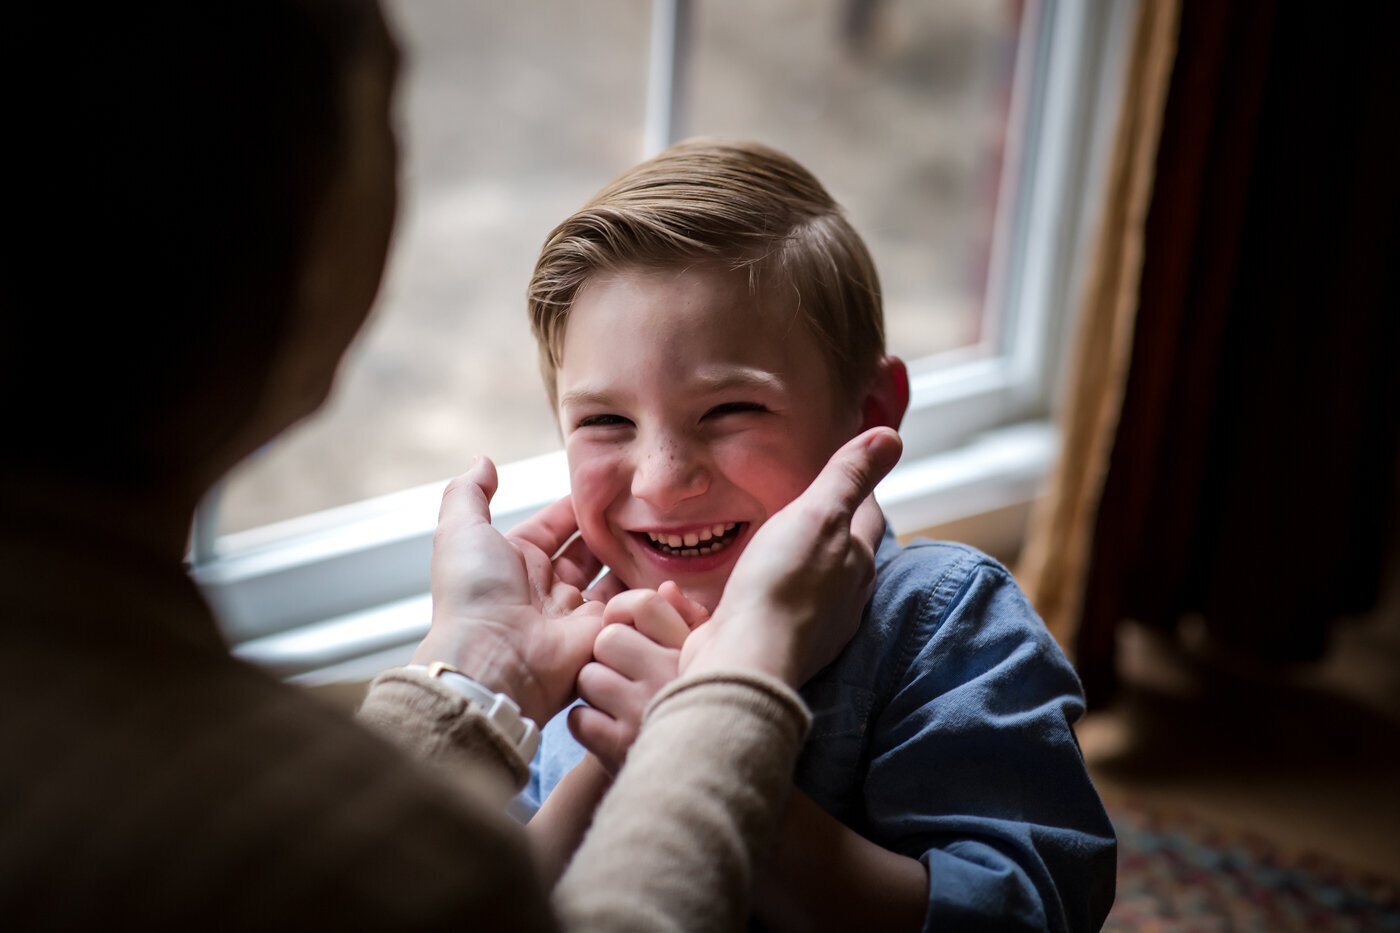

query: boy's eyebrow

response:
[692,368,785,394]
[558,369,783,410]
[557,387,616,410]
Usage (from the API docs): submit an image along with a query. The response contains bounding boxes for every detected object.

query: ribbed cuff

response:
[359,666,530,791]
[645,668,812,741]
[555,667,813,932]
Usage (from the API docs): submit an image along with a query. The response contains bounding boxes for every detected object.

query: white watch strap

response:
[406,662,540,762]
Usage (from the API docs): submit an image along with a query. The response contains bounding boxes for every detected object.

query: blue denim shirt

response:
[520,529,1117,932]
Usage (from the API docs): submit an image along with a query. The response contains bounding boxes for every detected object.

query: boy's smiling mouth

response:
[638,522,745,558]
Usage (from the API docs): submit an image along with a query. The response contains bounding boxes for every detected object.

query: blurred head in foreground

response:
[2,1,400,507]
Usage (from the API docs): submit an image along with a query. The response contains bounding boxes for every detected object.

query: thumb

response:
[437,456,500,529]
[801,427,902,519]
[850,494,888,555]
[659,580,711,629]
[558,607,606,680]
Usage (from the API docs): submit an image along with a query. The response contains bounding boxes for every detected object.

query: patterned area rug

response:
[1105,797,1400,931]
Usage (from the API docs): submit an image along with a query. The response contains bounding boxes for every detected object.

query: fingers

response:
[551,530,605,591]
[508,494,584,560]
[567,703,631,774]
[850,495,887,556]
[573,655,650,766]
[573,618,678,772]
[658,581,710,631]
[548,577,593,616]
[576,658,633,712]
[559,597,607,650]
[591,621,680,679]
[604,589,690,650]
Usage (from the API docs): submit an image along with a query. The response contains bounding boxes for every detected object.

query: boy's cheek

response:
[567,457,625,549]
[716,445,824,517]
[567,456,616,509]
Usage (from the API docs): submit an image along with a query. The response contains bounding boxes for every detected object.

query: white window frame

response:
[192,0,1136,686]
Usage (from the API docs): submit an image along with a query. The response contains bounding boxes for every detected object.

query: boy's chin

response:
[627,567,727,616]
[693,571,742,617]
[689,582,725,616]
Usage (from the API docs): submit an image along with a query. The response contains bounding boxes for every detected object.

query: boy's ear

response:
[860,355,910,431]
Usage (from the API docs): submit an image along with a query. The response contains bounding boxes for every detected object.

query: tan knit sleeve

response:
[553,670,811,933]
[356,666,529,807]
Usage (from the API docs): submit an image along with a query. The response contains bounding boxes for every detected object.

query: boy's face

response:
[556,264,860,611]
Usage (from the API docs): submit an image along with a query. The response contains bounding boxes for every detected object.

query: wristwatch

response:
[406,662,540,762]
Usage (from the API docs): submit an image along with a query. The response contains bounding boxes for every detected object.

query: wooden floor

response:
[1076,589,1400,881]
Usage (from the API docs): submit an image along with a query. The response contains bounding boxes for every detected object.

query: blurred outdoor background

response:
[220,0,1026,533]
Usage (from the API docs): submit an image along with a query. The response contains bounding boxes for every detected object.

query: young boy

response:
[518,138,1116,932]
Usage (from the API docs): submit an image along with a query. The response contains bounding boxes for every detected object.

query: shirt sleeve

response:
[360,664,813,933]
[358,665,530,805]
[861,558,1117,933]
[554,670,812,933]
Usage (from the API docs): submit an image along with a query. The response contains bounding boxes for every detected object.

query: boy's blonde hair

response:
[528,138,885,406]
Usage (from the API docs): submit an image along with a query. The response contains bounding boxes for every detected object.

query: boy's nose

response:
[630,436,709,510]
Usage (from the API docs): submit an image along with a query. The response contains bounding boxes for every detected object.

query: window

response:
[215,0,651,534]
[195,0,1136,685]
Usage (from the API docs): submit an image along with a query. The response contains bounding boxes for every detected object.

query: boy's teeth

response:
[645,522,742,556]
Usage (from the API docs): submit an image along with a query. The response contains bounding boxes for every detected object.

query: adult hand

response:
[680,427,903,687]
[410,457,623,725]
[569,582,708,773]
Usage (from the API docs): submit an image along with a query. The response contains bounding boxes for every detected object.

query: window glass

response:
[218,0,1028,533]
[220,0,647,532]
[685,0,1025,363]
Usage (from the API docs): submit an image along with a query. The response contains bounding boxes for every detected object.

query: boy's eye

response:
[704,401,769,419]
[576,413,632,429]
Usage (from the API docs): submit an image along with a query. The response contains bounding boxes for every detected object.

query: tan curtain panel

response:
[1018,0,1182,653]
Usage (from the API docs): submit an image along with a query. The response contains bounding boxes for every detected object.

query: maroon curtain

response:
[1074,0,1400,706]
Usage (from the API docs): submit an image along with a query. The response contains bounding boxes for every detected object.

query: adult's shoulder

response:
[2,629,551,931]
